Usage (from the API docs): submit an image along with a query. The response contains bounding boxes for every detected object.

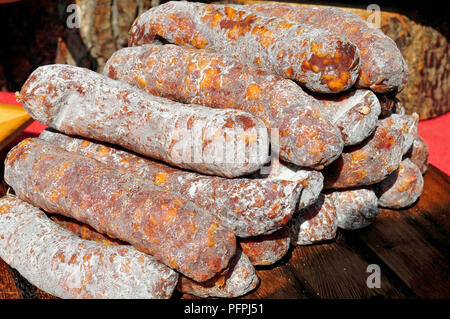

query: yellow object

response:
[0,103,33,152]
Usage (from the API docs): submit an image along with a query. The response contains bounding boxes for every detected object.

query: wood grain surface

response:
[0,146,448,299]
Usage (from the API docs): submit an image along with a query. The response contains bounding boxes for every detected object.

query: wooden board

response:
[0,139,448,298]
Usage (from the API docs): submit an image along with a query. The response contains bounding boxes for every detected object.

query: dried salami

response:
[18,64,269,178]
[0,197,178,299]
[266,160,324,209]
[331,188,380,230]
[128,1,361,93]
[51,214,259,298]
[308,89,381,146]
[104,44,344,168]
[375,158,424,209]
[239,226,291,266]
[323,116,404,189]
[289,193,338,245]
[40,130,303,237]
[4,138,236,282]
[245,2,409,93]
[382,113,419,155]
[177,248,259,298]
[405,135,429,174]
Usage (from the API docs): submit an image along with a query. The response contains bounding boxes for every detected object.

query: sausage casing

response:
[4,138,236,282]
[0,197,178,299]
[18,64,269,178]
[128,1,361,93]
[104,44,344,168]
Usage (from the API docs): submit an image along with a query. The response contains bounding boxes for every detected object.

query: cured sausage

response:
[17,64,269,178]
[51,214,259,298]
[4,138,236,282]
[382,113,419,155]
[308,89,381,146]
[323,116,404,189]
[177,248,259,298]
[405,135,429,174]
[288,193,338,245]
[265,159,324,209]
[128,1,361,93]
[239,226,291,266]
[375,158,424,209]
[245,2,409,93]
[104,44,344,168]
[0,197,178,299]
[50,214,125,246]
[39,130,303,237]
[331,188,380,230]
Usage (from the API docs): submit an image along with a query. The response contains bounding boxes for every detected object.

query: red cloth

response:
[417,112,450,176]
[1,91,449,176]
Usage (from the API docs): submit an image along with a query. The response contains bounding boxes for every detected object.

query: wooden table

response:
[0,145,449,299]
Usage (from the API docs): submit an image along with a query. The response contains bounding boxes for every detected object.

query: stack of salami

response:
[0,2,429,299]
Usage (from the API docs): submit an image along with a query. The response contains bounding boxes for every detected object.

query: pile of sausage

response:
[0,2,428,299]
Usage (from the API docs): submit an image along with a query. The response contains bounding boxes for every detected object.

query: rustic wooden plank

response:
[338,230,419,298]
[0,258,21,299]
[356,208,450,298]
[398,207,449,259]
[9,268,40,299]
[287,232,410,299]
[35,289,58,299]
[178,249,312,299]
[412,166,450,231]
[244,262,312,299]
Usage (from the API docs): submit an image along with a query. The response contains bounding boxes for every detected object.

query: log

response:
[57,0,154,72]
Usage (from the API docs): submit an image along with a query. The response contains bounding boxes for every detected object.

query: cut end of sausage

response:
[239,226,291,266]
[278,111,344,168]
[268,160,324,209]
[375,158,424,209]
[289,193,338,245]
[177,248,259,298]
[331,188,380,230]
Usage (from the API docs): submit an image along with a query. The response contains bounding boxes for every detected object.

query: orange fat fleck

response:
[135,76,147,87]
[81,140,91,148]
[351,150,368,164]
[154,171,168,186]
[277,21,295,29]
[285,67,294,78]
[245,83,263,101]
[311,42,330,58]
[57,161,73,178]
[208,222,219,236]
[224,6,237,20]
[96,145,110,158]
[253,56,262,66]
[211,12,223,27]
[0,204,11,215]
[163,207,177,223]
[200,68,221,90]
[192,36,208,49]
